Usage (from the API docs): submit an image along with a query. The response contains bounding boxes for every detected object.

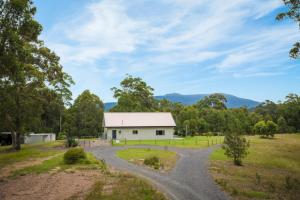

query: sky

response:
[33,0,300,103]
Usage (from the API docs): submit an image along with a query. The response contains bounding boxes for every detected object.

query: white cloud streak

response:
[40,0,299,100]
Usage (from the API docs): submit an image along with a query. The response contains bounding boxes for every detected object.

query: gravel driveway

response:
[89,145,229,200]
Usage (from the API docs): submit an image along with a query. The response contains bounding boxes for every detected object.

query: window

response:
[132,130,138,134]
[156,130,165,136]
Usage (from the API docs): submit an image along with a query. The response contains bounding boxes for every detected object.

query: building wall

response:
[24,134,56,144]
[105,127,174,140]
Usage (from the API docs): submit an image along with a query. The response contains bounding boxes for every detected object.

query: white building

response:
[103,112,176,140]
[24,133,56,144]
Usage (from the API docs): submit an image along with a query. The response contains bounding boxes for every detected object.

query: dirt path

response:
[89,145,229,200]
[0,170,103,200]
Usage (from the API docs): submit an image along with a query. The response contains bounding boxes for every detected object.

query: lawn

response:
[113,135,224,148]
[210,134,300,200]
[0,141,64,169]
[116,148,178,171]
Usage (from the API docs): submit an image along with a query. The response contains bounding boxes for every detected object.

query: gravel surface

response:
[89,145,229,200]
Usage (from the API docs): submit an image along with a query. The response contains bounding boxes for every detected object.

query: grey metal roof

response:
[103,112,176,128]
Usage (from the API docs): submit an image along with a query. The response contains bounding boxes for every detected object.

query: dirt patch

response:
[1,159,46,178]
[0,170,103,200]
[0,156,55,179]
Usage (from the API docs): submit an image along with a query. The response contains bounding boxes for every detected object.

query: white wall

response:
[105,127,174,140]
[24,134,56,144]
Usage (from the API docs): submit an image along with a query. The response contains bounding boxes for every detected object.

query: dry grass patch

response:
[84,173,166,200]
[210,134,300,200]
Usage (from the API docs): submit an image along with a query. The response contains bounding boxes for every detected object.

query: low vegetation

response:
[0,141,166,200]
[64,147,86,164]
[223,133,250,166]
[84,173,166,200]
[210,134,300,200]
[0,141,64,169]
[116,148,178,171]
[113,135,224,148]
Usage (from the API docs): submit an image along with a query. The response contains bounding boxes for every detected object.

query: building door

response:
[112,130,117,139]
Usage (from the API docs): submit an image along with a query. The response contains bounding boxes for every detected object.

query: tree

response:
[254,100,279,122]
[281,94,300,131]
[177,106,199,136]
[266,120,278,138]
[0,0,73,150]
[253,121,268,136]
[277,116,288,133]
[65,90,104,138]
[196,93,227,110]
[223,133,249,166]
[276,0,300,58]
[111,75,157,112]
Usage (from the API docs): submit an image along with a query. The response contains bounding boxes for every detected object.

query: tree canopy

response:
[111,75,157,112]
[276,0,300,58]
[0,0,73,150]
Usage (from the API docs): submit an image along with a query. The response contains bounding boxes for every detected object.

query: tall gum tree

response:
[0,0,73,150]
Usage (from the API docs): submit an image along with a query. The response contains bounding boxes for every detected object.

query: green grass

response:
[116,148,177,171]
[84,174,166,200]
[210,134,300,200]
[12,152,106,176]
[113,135,224,148]
[0,141,64,169]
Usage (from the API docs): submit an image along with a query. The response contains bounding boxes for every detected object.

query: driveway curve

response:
[89,145,229,200]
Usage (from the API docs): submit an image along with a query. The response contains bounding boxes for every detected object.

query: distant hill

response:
[104,93,260,111]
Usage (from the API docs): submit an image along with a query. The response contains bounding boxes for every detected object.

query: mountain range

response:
[104,93,261,111]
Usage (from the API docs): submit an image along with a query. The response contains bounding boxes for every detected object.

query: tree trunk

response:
[14,87,22,151]
[15,132,21,150]
[11,131,16,149]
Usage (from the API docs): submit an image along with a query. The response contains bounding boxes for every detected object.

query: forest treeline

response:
[2,75,298,139]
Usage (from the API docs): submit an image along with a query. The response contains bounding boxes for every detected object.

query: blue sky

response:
[34,0,300,103]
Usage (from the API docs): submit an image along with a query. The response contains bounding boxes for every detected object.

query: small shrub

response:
[57,132,67,140]
[255,172,261,185]
[144,156,159,167]
[64,147,86,164]
[65,137,78,147]
[223,133,249,166]
[285,176,300,191]
[268,182,276,193]
[216,178,228,189]
[231,188,239,195]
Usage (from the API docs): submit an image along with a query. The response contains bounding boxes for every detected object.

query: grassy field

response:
[117,148,178,171]
[0,141,64,169]
[113,135,224,148]
[210,134,300,200]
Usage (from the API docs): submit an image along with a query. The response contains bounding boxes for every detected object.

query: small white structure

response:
[103,112,176,140]
[25,133,56,144]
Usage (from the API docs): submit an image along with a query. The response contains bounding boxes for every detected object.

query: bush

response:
[223,133,249,166]
[266,120,278,137]
[57,132,66,140]
[64,147,86,164]
[144,156,159,167]
[253,120,278,138]
[65,137,78,147]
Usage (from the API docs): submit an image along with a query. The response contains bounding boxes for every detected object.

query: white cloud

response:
[40,0,298,101]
